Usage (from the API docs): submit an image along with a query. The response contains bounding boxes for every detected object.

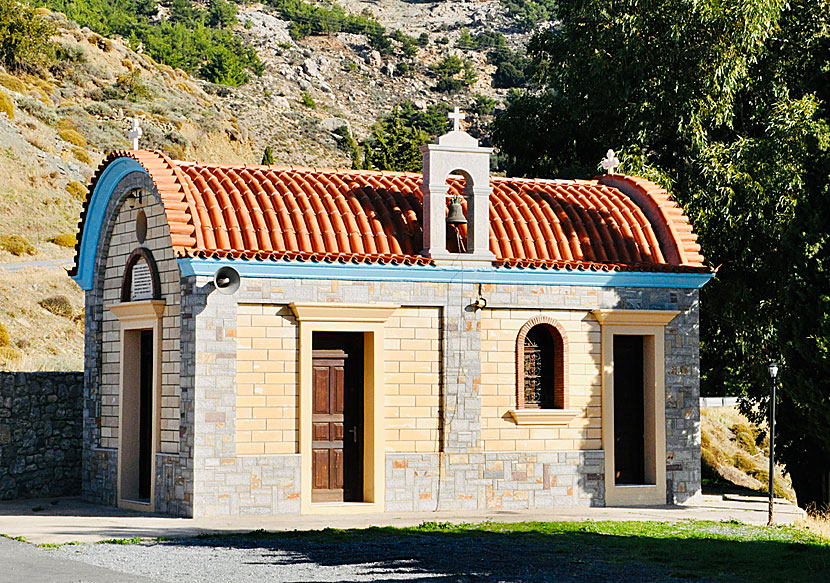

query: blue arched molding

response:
[72,157,149,290]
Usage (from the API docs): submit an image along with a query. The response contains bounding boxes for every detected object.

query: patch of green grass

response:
[96,536,144,545]
[38,540,84,548]
[0,533,29,543]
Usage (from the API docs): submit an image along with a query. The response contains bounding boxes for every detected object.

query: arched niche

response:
[120,247,162,303]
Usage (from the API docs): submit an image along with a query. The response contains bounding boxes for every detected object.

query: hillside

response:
[701,405,796,503]
[0,0,542,370]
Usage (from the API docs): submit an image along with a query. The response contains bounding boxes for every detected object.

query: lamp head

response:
[768,361,779,380]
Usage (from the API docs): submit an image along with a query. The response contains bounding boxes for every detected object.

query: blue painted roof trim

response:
[72,158,149,290]
[178,257,713,289]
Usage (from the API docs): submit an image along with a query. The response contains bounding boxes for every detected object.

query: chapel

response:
[71,114,712,517]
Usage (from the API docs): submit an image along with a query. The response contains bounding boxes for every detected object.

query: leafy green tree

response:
[40,0,261,86]
[360,103,454,172]
[492,0,830,506]
[431,54,477,93]
[0,0,55,72]
[261,146,275,165]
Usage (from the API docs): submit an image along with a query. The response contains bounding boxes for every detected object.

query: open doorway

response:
[121,328,155,503]
[311,332,364,503]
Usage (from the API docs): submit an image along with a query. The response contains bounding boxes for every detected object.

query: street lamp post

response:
[767,361,779,526]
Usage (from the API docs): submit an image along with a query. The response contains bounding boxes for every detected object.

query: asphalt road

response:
[0,537,159,583]
[0,258,74,273]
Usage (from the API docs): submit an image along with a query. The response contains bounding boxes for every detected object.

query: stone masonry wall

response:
[83,170,191,515]
[184,275,700,515]
[0,372,83,500]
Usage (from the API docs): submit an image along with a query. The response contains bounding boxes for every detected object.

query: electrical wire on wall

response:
[434,249,468,511]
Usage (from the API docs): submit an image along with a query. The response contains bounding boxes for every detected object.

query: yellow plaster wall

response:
[383,307,441,453]
[235,304,298,455]
[480,309,602,451]
[99,197,181,453]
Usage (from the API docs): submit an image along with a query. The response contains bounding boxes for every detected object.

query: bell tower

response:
[419,108,495,266]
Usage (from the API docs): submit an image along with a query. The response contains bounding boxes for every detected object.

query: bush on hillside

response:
[50,233,77,248]
[0,71,25,93]
[430,55,477,93]
[0,321,10,347]
[58,128,87,147]
[39,295,73,318]
[66,180,87,201]
[0,89,12,119]
[71,146,92,165]
[0,234,36,256]
[0,346,20,366]
[41,0,261,86]
[0,0,56,72]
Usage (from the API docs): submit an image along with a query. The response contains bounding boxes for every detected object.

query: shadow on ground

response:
[141,525,829,583]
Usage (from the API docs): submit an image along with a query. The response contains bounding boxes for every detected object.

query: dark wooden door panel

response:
[312,422,330,441]
[312,343,363,503]
[312,449,329,489]
[313,367,329,414]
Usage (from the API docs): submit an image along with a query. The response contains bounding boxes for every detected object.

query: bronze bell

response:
[446,195,467,226]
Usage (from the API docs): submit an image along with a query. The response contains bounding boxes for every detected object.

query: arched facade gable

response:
[73,157,152,291]
[515,315,569,409]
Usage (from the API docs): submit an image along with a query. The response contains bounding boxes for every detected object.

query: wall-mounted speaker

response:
[213,266,240,295]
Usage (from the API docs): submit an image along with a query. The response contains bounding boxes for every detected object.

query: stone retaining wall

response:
[0,372,83,499]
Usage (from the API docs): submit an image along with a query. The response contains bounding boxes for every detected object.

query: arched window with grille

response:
[516,317,568,410]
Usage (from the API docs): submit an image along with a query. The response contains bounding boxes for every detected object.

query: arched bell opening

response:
[444,170,475,254]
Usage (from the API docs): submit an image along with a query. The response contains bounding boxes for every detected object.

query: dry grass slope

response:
[701,406,796,502]
[0,268,84,371]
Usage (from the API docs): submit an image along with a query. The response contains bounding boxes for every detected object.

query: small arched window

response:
[516,318,568,409]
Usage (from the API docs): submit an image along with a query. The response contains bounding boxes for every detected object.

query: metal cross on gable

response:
[128,118,143,150]
[601,149,620,175]
[448,107,466,132]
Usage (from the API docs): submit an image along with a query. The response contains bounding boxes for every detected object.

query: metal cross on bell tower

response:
[449,107,466,132]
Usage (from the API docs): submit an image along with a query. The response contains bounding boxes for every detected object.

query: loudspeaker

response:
[213,266,240,295]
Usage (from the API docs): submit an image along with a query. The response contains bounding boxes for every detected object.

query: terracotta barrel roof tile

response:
[71,151,710,276]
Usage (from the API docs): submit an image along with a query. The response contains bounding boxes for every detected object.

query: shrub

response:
[39,295,73,318]
[66,180,87,202]
[58,128,87,147]
[50,233,77,247]
[300,91,315,109]
[16,96,57,124]
[0,89,12,119]
[431,54,477,92]
[471,94,496,116]
[56,117,76,131]
[0,346,19,366]
[0,321,9,347]
[0,71,25,93]
[261,145,275,165]
[501,0,557,31]
[0,234,35,255]
[0,0,56,72]
[71,147,92,165]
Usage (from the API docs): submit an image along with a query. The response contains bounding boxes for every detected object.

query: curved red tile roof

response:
[71,150,709,274]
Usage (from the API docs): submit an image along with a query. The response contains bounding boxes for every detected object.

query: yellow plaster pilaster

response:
[592,309,679,506]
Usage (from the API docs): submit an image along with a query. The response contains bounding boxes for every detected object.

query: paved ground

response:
[0,492,804,545]
[0,537,157,583]
[0,494,807,583]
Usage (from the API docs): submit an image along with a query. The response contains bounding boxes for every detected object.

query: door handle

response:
[348,426,358,443]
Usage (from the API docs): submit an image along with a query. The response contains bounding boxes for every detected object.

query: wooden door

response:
[312,349,362,502]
